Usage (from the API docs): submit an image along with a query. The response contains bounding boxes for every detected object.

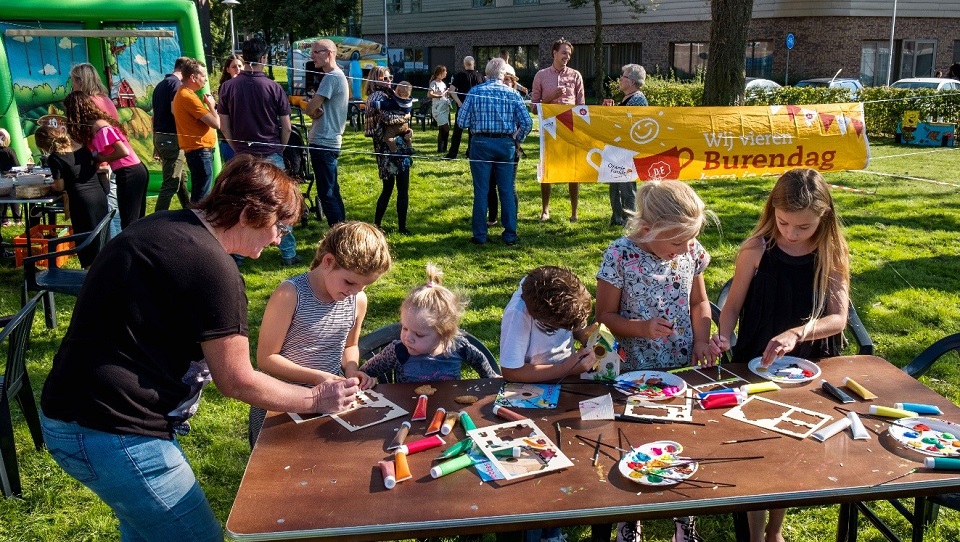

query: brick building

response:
[361,0,959,92]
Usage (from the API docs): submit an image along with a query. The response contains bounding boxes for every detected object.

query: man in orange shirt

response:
[172,58,220,204]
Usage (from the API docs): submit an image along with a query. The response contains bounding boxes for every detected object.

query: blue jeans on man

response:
[184,148,213,204]
[309,146,346,226]
[41,416,223,542]
[469,136,517,244]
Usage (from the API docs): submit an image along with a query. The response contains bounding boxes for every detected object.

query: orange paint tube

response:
[492,404,527,422]
[425,408,446,435]
[394,451,412,482]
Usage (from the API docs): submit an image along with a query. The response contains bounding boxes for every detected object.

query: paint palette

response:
[748,356,821,384]
[888,417,960,457]
[613,370,687,401]
[618,440,698,486]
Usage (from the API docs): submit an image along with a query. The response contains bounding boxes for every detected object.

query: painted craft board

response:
[723,395,832,439]
[621,387,694,422]
[495,382,561,409]
[579,393,616,421]
[288,390,409,432]
[467,419,573,481]
[614,370,687,401]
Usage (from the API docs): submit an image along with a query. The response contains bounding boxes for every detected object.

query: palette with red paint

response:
[617,440,698,486]
[613,370,687,401]
[888,417,960,457]
[748,356,821,384]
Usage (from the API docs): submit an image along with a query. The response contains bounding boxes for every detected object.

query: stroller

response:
[284,106,320,226]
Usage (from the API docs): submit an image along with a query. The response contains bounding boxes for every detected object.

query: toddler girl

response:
[711,168,850,542]
[249,221,393,445]
[360,263,499,383]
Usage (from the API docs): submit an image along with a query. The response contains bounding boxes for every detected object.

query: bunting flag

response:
[537,102,871,184]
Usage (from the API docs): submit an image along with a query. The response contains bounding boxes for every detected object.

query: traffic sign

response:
[786,33,795,50]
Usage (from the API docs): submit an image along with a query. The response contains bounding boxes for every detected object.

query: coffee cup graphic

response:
[586,145,638,183]
[633,146,695,181]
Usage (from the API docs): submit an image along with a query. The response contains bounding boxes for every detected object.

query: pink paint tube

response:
[411,394,429,421]
[699,391,744,410]
[492,404,527,422]
[425,408,446,435]
[378,460,397,489]
[399,434,445,455]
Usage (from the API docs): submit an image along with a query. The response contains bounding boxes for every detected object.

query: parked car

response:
[891,77,960,92]
[745,77,782,91]
[794,77,865,92]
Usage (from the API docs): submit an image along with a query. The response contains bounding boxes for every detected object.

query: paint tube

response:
[821,380,856,404]
[425,408,446,435]
[924,457,960,470]
[812,417,853,442]
[399,434,445,455]
[411,394,429,421]
[430,454,474,478]
[387,421,411,451]
[869,405,918,418]
[740,381,781,395]
[440,410,459,435]
[378,460,397,489]
[846,411,871,440]
[842,377,877,400]
[894,403,943,416]
[492,404,527,421]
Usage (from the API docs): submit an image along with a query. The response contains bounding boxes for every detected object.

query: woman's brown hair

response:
[195,154,303,230]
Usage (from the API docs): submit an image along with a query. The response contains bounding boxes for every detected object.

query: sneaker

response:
[616,521,642,542]
[281,255,303,266]
[486,220,498,226]
[672,516,703,542]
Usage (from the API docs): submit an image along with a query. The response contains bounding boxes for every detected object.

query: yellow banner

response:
[537,103,870,183]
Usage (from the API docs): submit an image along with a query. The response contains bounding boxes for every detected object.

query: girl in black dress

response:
[34,125,109,267]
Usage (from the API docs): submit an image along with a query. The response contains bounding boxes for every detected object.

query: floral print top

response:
[597,236,710,370]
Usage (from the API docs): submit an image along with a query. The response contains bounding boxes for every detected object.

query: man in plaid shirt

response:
[457,57,532,246]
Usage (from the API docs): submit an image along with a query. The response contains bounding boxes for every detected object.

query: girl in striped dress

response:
[248,222,393,445]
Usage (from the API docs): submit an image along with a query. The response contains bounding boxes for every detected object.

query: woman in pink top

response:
[65,91,148,228]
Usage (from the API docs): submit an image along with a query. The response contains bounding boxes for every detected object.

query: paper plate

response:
[748,356,821,384]
[888,417,960,457]
[618,440,698,486]
[614,370,687,401]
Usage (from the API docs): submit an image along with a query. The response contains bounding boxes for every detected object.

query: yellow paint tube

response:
[869,405,918,418]
[842,377,878,400]
[739,381,781,394]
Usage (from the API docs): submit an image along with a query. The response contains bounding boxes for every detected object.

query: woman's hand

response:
[693,341,716,367]
[641,317,675,339]
[710,334,731,356]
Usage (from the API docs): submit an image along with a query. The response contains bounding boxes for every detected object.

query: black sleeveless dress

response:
[731,244,842,363]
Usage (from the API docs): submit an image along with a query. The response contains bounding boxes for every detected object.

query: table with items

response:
[226,355,960,542]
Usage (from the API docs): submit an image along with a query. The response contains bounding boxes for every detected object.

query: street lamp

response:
[383,0,389,51]
[885,0,897,86]
[223,0,240,53]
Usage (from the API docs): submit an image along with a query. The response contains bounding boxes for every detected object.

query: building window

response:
[472,0,494,7]
[900,39,937,78]
[609,43,643,76]
[411,0,421,12]
[745,41,773,78]
[514,0,539,4]
[671,42,708,80]
[388,0,401,14]
[860,40,892,87]
[474,45,539,76]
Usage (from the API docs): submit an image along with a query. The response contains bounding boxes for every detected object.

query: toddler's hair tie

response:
[426,281,435,288]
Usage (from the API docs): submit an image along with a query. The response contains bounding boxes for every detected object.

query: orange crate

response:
[13,224,74,268]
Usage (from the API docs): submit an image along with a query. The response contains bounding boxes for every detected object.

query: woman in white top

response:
[427,65,451,153]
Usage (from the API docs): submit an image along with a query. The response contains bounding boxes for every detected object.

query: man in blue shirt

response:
[457,58,532,246]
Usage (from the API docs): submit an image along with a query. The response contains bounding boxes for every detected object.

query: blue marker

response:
[894,402,943,415]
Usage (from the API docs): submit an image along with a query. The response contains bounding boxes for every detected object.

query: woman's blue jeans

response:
[41,415,223,542]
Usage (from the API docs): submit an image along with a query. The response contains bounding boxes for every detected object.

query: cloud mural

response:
[40,63,58,75]
[58,37,77,49]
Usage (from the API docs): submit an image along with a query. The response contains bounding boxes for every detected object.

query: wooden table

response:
[226,356,960,541]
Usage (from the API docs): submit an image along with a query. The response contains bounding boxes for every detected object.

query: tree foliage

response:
[567,0,652,100]
[702,0,755,106]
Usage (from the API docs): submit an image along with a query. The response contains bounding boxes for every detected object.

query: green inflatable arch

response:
[0,0,217,192]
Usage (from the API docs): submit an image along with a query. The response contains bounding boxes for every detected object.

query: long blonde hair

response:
[70,63,109,97]
[747,168,850,328]
[625,180,713,244]
[401,263,468,353]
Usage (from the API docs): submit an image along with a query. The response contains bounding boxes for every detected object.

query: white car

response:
[891,78,960,92]
[745,77,782,91]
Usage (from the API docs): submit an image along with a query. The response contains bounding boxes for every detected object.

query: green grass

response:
[1,127,959,541]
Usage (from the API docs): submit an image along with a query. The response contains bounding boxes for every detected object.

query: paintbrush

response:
[722,436,782,445]
[592,433,603,466]
[633,468,736,487]
[871,468,917,487]
[615,414,706,426]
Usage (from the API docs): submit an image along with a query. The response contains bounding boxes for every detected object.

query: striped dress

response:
[278,272,357,378]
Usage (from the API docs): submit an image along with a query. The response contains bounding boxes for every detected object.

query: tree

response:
[567,0,652,101]
[702,0,755,106]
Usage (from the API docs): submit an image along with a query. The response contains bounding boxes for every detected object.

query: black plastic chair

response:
[413,100,435,131]
[22,209,115,329]
[843,333,960,542]
[357,322,499,383]
[0,292,43,498]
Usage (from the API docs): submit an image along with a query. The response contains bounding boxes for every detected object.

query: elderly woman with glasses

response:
[608,63,650,227]
[40,155,361,542]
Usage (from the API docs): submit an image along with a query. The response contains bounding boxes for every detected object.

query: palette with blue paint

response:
[617,440,698,486]
[888,417,960,457]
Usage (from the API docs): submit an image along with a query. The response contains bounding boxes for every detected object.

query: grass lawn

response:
[1,120,959,541]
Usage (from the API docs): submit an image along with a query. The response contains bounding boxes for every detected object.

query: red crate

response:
[13,224,74,268]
